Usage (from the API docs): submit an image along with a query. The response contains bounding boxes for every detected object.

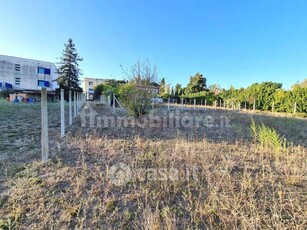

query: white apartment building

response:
[0,54,58,93]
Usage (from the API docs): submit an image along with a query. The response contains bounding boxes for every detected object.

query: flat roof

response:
[84,77,109,80]
[0,54,56,66]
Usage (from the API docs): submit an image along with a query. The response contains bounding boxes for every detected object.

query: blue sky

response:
[1,0,307,90]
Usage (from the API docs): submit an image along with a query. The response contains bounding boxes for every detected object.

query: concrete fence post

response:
[74,91,77,118]
[272,101,274,113]
[41,87,49,163]
[245,102,247,110]
[294,102,297,114]
[253,99,256,112]
[109,95,111,107]
[113,94,115,114]
[60,89,65,138]
[69,90,72,125]
[168,97,170,111]
[79,93,82,111]
[76,92,78,114]
[181,98,184,111]
[194,99,196,110]
[78,93,80,112]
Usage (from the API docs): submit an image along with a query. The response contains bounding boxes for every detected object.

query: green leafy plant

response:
[250,118,287,154]
[250,118,258,142]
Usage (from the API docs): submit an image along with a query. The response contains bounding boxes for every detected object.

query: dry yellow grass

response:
[0,101,306,229]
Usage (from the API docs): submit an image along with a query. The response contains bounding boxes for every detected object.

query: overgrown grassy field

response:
[0,100,306,229]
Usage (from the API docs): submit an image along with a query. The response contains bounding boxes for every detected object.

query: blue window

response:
[38,80,50,87]
[44,68,50,75]
[88,89,94,93]
[5,83,12,89]
[38,67,51,75]
[38,67,45,74]
[0,83,2,87]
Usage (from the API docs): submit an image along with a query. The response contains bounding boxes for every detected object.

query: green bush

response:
[0,89,13,99]
[118,84,152,117]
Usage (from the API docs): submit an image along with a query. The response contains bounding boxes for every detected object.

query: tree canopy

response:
[292,79,307,90]
[186,72,207,94]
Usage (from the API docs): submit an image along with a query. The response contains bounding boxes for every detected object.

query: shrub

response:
[118,84,152,117]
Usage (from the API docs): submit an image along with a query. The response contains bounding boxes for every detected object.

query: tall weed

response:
[250,118,287,154]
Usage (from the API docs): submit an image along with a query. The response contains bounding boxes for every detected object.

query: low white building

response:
[0,54,58,93]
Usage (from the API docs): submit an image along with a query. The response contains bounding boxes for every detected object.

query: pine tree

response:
[56,38,83,93]
[160,77,165,95]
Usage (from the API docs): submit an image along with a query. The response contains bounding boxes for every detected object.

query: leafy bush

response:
[0,89,13,99]
[118,84,152,117]
[119,59,159,117]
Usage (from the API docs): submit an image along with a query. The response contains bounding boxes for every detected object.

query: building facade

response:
[84,77,120,100]
[0,54,58,94]
[84,78,105,100]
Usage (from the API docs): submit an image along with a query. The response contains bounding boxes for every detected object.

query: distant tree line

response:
[162,74,307,115]
[219,81,307,114]
[92,60,307,116]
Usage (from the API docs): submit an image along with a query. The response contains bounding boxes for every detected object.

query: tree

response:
[186,72,207,94]
[93,84,104,100]
[209,84,221,95]
[292,79,307,90]
[119,59,159,117]
[125,59,158,86]
[175,83,182,96]
[258,82,282,110]
[160,78,165,95]
[56,38,83,94]
[165,84,171,94]
[93,80,126,100]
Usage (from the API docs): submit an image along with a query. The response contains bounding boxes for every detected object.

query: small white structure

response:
[0,54,58,92]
